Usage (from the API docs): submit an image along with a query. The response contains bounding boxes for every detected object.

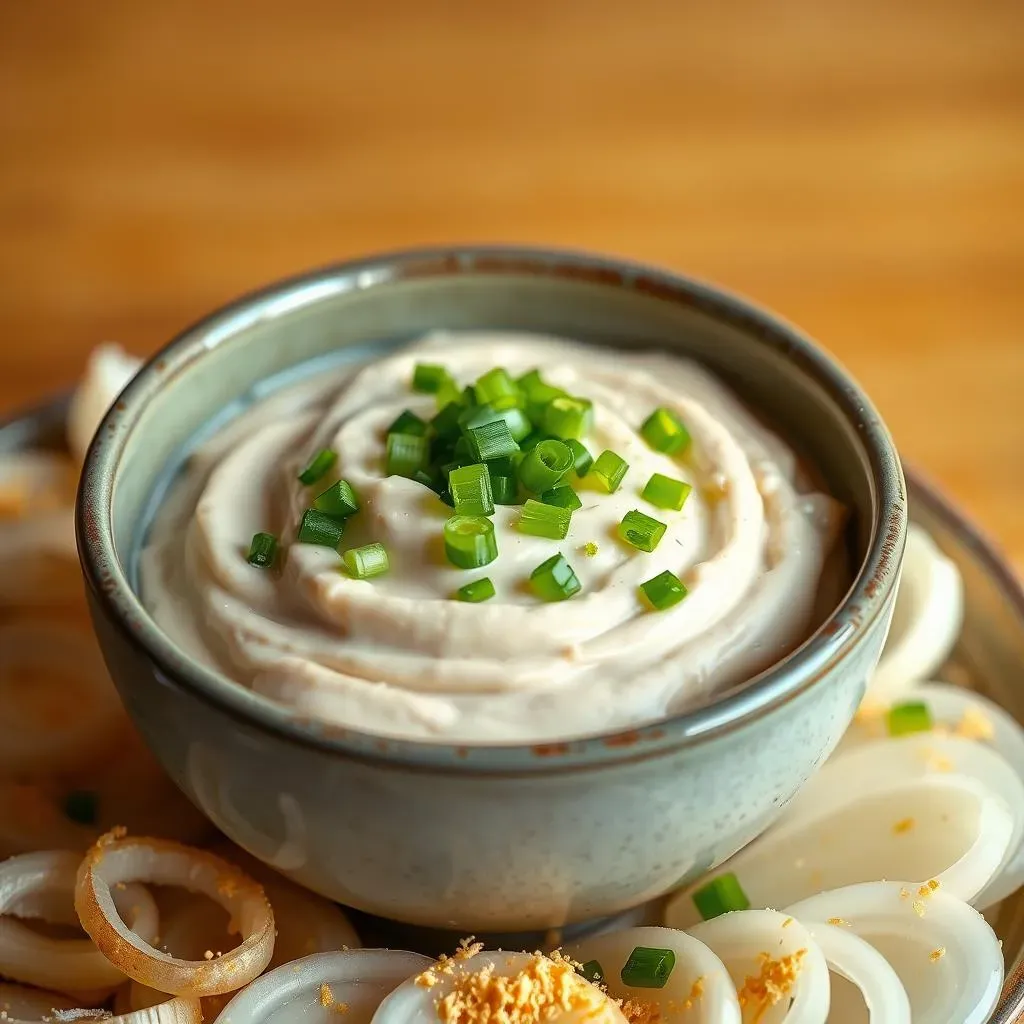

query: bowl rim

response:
[76,244,907,773]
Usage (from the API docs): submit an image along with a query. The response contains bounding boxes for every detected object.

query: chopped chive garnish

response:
[518,498,573,540]
[444,515,498,569]
[516,368,544,391]
[247,532,277,568]
[431,401,464,438]
[386,433,430,479]
[298,448,338,486]
[642,473,692,511]
[474,367,518,406]
[519,432,544,453]
[412,363,450,394]
[887,700,933,737]
[435,376,463,410]
[466,420,520,462]
[518,439,573,493]
[641,570,688,610]
[529,553,581,602]
[63,789,98,825]
[453,436,473,462]
[565,438,593,477]
[692,872,750,921]
[592,450,629,493]
[455,577,496,603]
[487,458,519,505]
[640,407,691,456]
[387,409,428,437]
[542,396,593,441]
[342,542,390,579]
[524,382,568,422]
[461,403,532,442]
[312,479,359,518]
[412,467,444,494]
[449,464,495,516]
[577,960,604,984]
[297,508,346,548]
[540,484,582,511]
[621,946,676,989]
[618,509,667,552]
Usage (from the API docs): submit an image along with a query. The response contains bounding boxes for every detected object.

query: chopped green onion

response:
[455,577,496,603]
[461,403,532,443]
[247,532,277,568]
[297,508,345,548]
[491,392,525,413]
[342,542,390,579]
[518,439,573,493]
[474,367,519,406]
[412,468,444,494]
[466,420,519,462]
[540,484,582,511]
[691,872,750,921]
[565,438,593,477]
[518,498,573,540]
[887,700,933,737]
[386,433,430,479]
[621,946,676,989]
[516,368,544,391]
[519,432,544,453]
[577,960,604,984]
[386,409,428,437]
[641,570,688,611]
[439,488,455,508]
[444,515,498,569]
[640,407,691,456]
[435,375,464,410]
[449,464,495,516]
[453,436,474,462]
[63,789,98,825]
[312,479,359,518]
[529,553,581,602]
[618,509,667,552]
[297,448,338,486]
[487,458,519,505]
[642,473,692,511]
[412,363,450,394]
[542,396,593,441]
[431,401,464,438]
[523,381,568,422]
[592,450,629,493]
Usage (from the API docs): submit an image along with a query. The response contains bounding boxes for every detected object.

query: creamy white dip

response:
[141,332,847,743]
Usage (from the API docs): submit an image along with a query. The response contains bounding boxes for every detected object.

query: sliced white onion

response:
[785,882,1002,1024]
[687,910,831,1024]
[565,925,740,1024]
[214,948,432,1024]
[0,981,83,1023]
[101,996,202,1024]
[374,950,628,1024]
[0,620,126,776]
[0,850,158,994]
[66,344,142,464]
[74,833,274,997]
[869,523,963,700]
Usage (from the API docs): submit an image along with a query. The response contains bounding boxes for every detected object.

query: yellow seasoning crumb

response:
[912,901,927,918]
[893,817,915,835]
[955,707,994,741]
[737,950,806,1020]
[204,950,215,961]
[781,918,794,929]
[826,918,850,927]
[334,1004,349,1016]
[619,998,661,1024]
[899,887,911,901]
[930,947,946,963]
[583,542,599,557]
[320,983,335,1008]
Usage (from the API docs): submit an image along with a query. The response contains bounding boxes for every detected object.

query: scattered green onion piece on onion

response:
[640,407,691,455]
[540,484,582,511]
[542,396,593,441]
[455,577,496,603]
[312,479,359,518]
[297,508,346,548]
[691,872,750,921]
[386,409,428,437]
[412,363,449,394]
[592,450,629,493]
[474,367,519,406]
[466,420,519,462]
[342,542,390,579]
[297,448,338,486]
[565,438,593,477]
[449,463,495,516]
[577,960,604,984]
[518,439,573,493]
[247,532,278,568]
[640,570,688,611]
[621,946,676,989]
[887,700,933,737]
[529,553,581,602]
[431,401,464,438]
[63,789,98,825]
[488,458,519,505]
[386,432,430,479]
[642,473,692,511]
[444,515,498,569]
[518,498,573,540]
[618,509,667,552]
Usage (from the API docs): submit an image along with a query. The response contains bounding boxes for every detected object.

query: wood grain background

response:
[2,1,1022,563]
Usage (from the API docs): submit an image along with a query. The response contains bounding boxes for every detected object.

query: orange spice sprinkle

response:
[930,947,946,963]
[893,818,915,835]
[737,951,806,1024]
[826,918,850,927]
[320,983,335,1007]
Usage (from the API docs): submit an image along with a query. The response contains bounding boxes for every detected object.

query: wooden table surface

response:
[2,2,1022,564]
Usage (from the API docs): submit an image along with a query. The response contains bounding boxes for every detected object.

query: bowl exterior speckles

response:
[74,246,906,931]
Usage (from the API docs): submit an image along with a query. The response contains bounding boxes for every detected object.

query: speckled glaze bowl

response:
[76,246,906,933]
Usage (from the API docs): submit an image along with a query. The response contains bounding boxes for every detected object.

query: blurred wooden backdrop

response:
[1,1,1022,561]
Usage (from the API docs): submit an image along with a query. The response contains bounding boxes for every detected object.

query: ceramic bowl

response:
[75,246,906,933]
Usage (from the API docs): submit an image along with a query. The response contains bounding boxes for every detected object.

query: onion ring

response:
[93,996,202,1024]
[74,832,274,997]
[0,850,159,995]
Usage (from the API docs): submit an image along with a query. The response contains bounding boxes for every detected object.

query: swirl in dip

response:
[141,332,847,743]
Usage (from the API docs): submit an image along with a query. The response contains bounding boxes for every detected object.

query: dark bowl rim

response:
[75,243,907,773]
